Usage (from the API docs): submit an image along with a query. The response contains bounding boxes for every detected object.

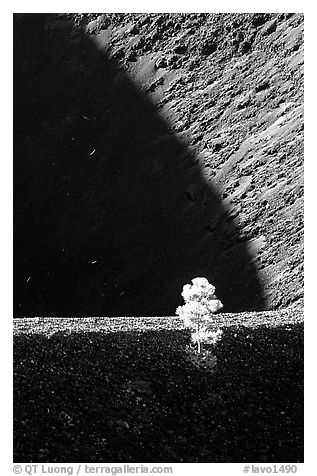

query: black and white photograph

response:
[12,4,304,470]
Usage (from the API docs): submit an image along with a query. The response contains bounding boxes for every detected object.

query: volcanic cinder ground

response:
[14,13,304,317]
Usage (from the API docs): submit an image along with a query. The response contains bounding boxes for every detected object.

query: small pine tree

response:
[176,277,223,353]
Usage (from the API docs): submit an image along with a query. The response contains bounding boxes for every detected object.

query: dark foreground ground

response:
[14,311,303,463]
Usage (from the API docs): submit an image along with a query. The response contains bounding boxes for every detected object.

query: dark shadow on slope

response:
[14,14,266,316]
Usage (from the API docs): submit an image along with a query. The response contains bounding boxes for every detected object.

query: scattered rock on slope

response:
[14,13,303,316]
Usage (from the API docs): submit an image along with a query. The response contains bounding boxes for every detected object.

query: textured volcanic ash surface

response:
[14,13,303,317]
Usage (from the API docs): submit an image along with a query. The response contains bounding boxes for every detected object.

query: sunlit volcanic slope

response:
[14,13,303,317]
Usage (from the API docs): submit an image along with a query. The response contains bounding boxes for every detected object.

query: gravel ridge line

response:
[14,308,303,336]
